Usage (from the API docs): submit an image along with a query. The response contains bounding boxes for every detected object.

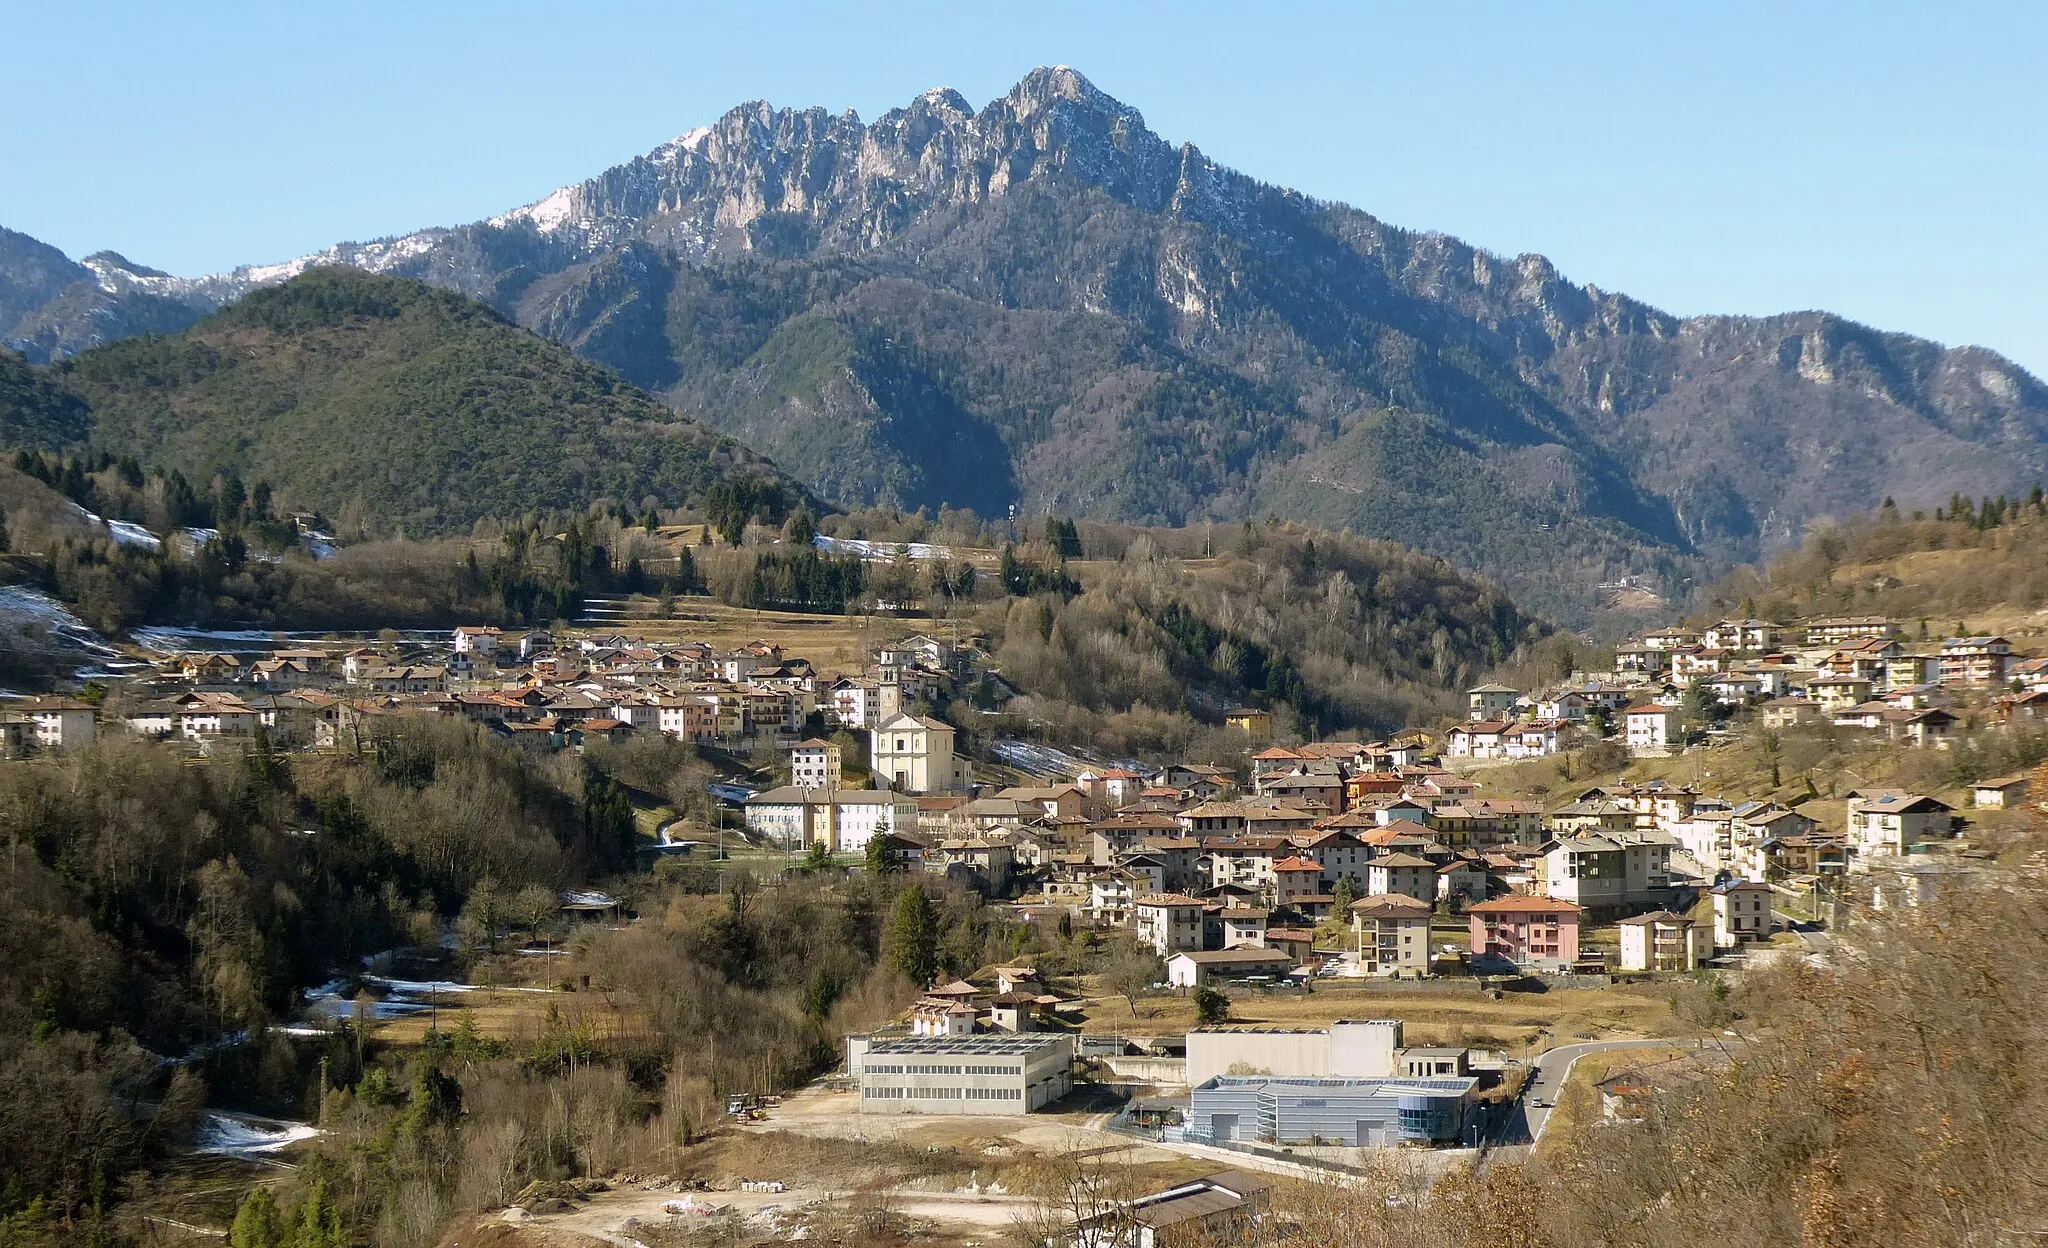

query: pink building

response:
[1467,897,1583,971]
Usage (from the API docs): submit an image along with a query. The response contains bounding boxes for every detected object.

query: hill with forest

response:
[1696,490,2048,640]
[9,69,2048,622]
[0,268,801,537]
[960,515,1547,749]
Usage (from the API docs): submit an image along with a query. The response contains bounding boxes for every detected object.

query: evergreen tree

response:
[803,965,840,1020]
[864,833,900,875]
[1330,875,1358,912]
[291,1181,346,1248]
[580,762,638,870]
[884,885,939,987]
[228,1187,283,1248]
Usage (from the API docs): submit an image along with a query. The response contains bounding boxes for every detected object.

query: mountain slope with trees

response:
[7,69,2047,621]
[1,268,801,538]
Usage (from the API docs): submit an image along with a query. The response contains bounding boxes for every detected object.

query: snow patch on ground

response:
[813,535,957,562]
[68,502,162,550]
[195,1111,320,1158]
[0,585,121,658]
[131,626,281,654]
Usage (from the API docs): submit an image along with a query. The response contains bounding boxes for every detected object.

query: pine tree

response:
[884,885,939,987]
[228,1187,283,1248]
[291,1181,345,1248]
[864,834,900,875]
[803,966,839,1019]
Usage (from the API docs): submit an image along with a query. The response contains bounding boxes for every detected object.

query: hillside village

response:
[8,603,2039,1004]
[5,575,2046,1248]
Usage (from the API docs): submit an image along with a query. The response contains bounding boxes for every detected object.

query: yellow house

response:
[1226,709,1274,746]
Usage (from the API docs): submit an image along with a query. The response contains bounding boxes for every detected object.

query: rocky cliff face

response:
[6,67,2046,621]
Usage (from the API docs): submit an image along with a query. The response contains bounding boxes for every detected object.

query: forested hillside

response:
[1696,490,2048,630]
[977,518,1542,751]
[1,269,801,539]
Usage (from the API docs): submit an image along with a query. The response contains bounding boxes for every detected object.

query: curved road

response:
[1489,1039,1704,1164]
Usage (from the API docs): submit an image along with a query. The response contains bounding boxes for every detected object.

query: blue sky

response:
[6,1,2044,374]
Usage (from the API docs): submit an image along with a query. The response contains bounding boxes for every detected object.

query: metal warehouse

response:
[858,1034,1074,1114]
[1186,1075,1479,1147]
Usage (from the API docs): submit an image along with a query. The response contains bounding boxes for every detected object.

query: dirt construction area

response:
[736,1084,1169,1157]
[452,1088,1257,1247]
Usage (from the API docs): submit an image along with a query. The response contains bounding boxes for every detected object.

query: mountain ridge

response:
[6,67,2045,621]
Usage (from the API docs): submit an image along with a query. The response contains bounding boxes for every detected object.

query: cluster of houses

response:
[1450,615,2046,762]
[776,712,2036,983]
[752,727,1919,979]
[84,627,995,760]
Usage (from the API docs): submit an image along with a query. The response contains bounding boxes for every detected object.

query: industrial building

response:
[853,1034,1073,1114]
[1186,1074,1479,1147]
[1185,1020,1404,1087]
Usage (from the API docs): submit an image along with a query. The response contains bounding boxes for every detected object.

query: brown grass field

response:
[1077,977,1680,1052]
[570,599,963,674]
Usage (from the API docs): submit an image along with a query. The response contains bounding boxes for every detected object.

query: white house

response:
[1501,721,1563,759]
[1846,793,1953,862]
[5,697,96,749]
[1617,912,1713,972]
[451,625,501,656]
[1710,880,1774,946]
[1623,705,1681,757]
[1445,721,1508,760]
[1366,853,1437,905]
[789,738,843,789]
[1133,894,1207,956]
[1973,774,2031,809]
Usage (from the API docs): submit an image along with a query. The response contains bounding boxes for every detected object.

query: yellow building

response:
[1226,709,1274,746]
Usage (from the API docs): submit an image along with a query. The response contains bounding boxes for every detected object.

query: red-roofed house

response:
[1271,857,1325,907]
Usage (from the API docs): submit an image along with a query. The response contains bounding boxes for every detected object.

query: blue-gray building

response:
[1186,1075,1478,1147]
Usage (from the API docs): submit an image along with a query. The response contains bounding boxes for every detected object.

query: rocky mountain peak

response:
[999,65,1132,124]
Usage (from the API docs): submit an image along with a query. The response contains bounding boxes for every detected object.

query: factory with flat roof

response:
[855,1033,1074,1114]
[1187,1074,1479,1147]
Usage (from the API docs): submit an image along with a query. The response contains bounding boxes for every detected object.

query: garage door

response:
[1211,1114,1239,1141]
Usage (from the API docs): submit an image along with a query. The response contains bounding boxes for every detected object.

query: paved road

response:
[1792,928,1834,955]
[1488,1039,1703,1163]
